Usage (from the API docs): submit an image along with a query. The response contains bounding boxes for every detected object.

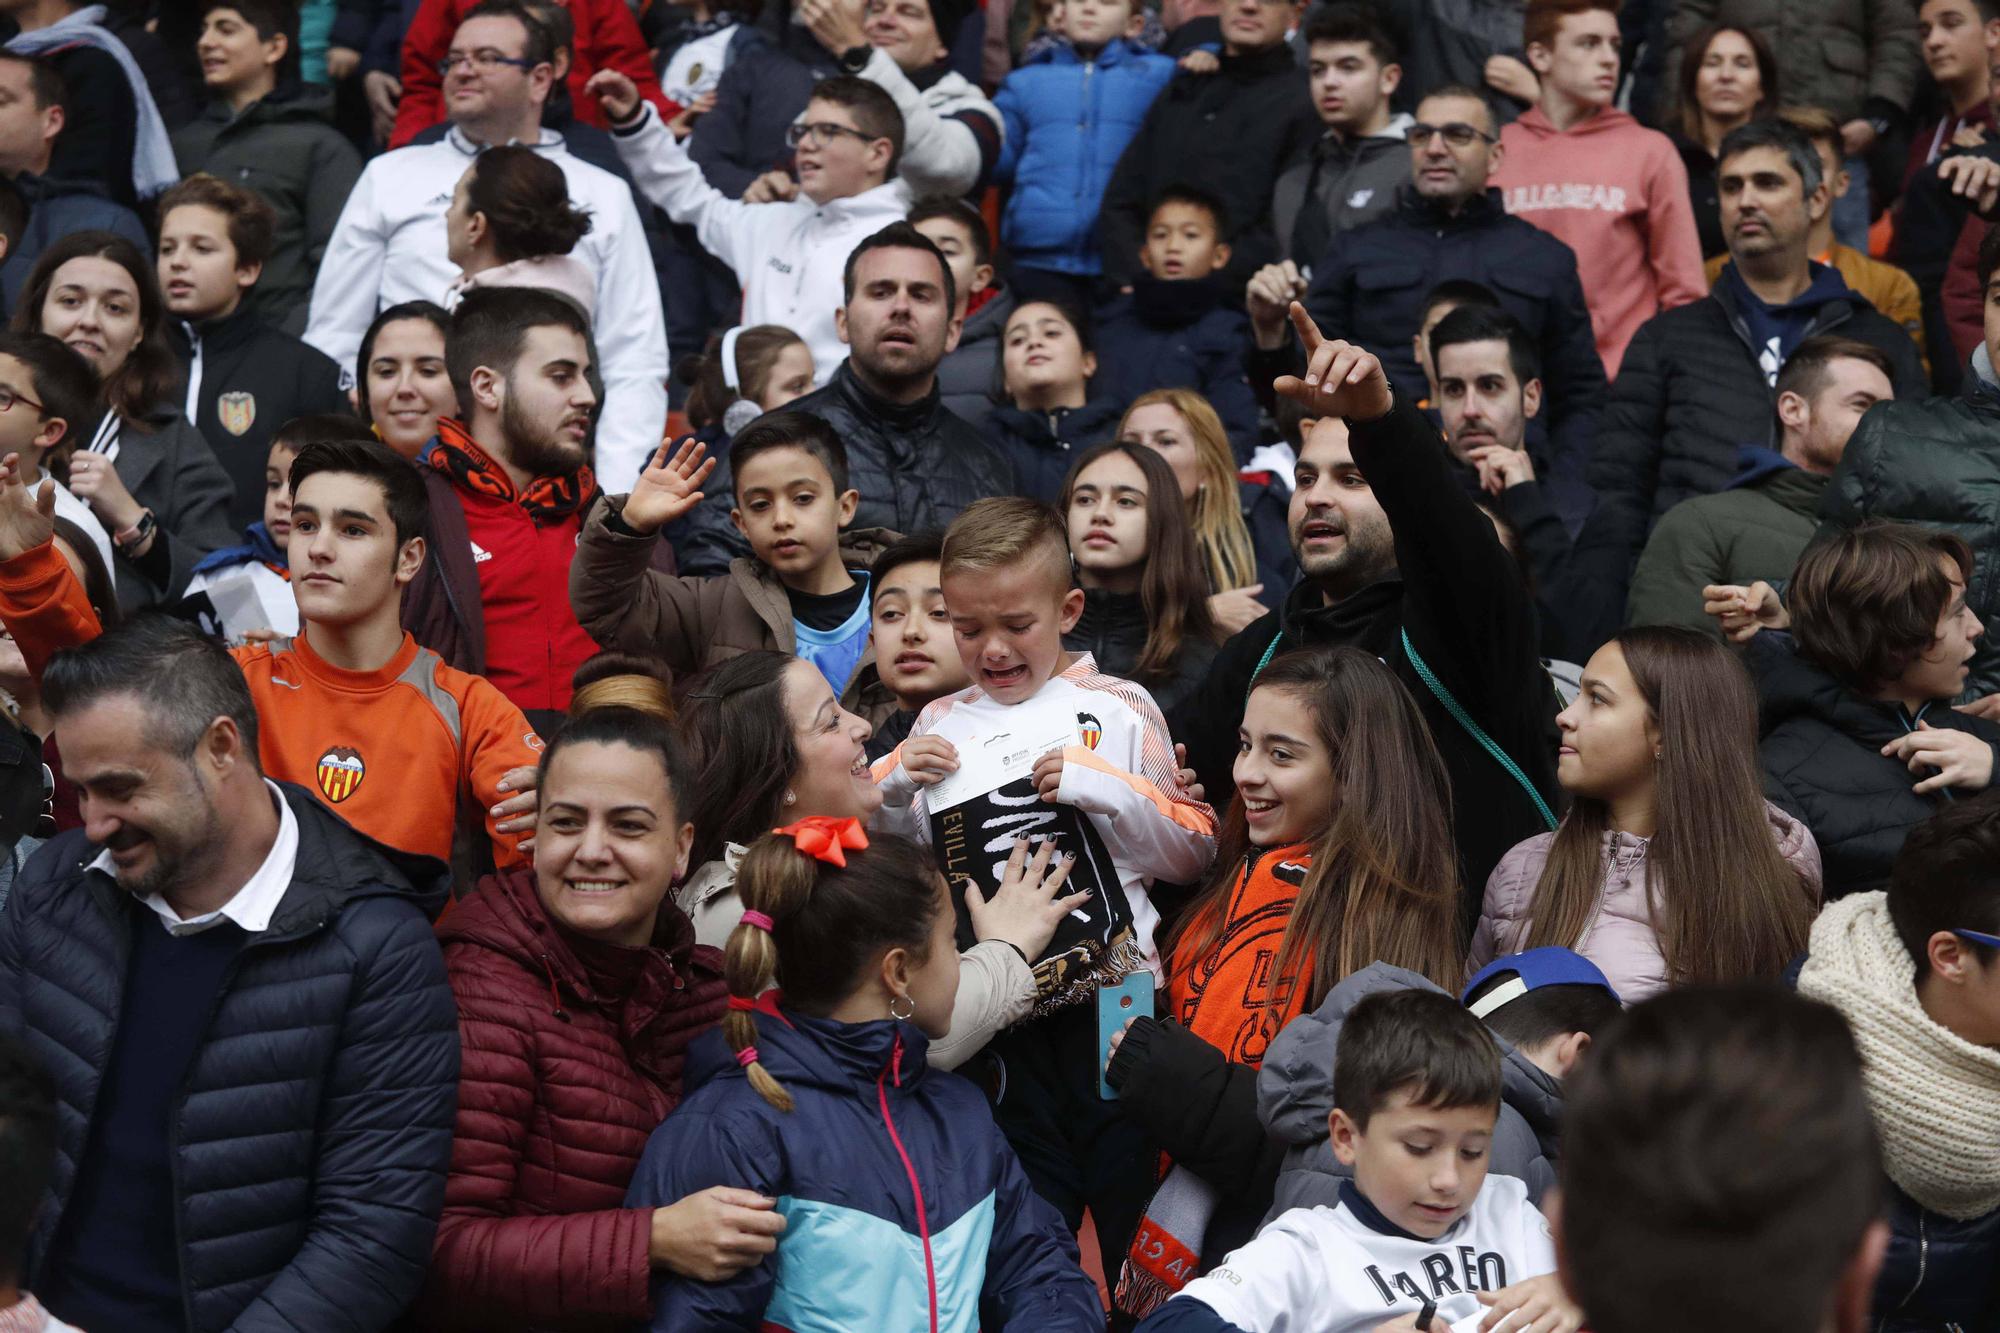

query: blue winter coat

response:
[0,783,459,1333]
[625,1009,1103,1331]
[1094,275,1263,460]
[994,39,1176,276]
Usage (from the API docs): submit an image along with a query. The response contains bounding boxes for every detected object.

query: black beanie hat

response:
[925,0,975,53]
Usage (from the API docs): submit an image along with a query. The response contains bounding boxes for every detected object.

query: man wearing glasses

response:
[1799,794,2000,1332]
[1252,86,1606,534]
[304,0,669,494]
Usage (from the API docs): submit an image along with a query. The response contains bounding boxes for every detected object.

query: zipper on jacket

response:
[1887,1210,1928,1317]
[876,1033,939,1333]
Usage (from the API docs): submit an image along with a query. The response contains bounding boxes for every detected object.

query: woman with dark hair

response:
[677,650,1085,1068]
[445,144,597,316]
[983,299,1124,502]
[419,697,805,1329]
[1670,25,1779,258]
[1718,522,2000,897]
[10,230,235,609]
[1061,441,1219,715]
[355,300,456,459]
[1473,625,1822,1002]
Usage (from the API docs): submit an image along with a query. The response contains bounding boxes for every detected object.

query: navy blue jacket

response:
[1095,276,1263,460]
[0,174,149,314]
[982,396,1125,502]
[1296,186,1606,504]
[1874,1179,2000,1332]
[0,783,460,1333]
[625,1009,1103,1330]
[994,39,1177,276]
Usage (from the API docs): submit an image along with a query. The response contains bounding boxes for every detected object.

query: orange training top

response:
[0,541,538,867]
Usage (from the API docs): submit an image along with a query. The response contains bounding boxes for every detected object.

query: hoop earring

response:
[888,993,915,1022]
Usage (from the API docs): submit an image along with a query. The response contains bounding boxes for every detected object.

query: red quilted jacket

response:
[413,867,727,1329]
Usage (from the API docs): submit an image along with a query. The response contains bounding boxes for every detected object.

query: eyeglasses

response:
[785,120,877,149]
[1405,121,1497,149]
[436,48,540,76]
[1953,928,2000,949]
[0,385,46,415]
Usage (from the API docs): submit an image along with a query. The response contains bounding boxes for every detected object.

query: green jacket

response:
[1626,456,1828,634]
[171,87,363,334]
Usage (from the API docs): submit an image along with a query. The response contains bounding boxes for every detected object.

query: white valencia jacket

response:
[303,126,668,492]
[611,102,911,391]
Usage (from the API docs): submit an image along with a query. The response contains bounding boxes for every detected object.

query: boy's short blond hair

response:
[940,497,1071,596]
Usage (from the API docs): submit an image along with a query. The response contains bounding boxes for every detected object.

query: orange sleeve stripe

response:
[1062,745,1217,836]
[870,747,903,784]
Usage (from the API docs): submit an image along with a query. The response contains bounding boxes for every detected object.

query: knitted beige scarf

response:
[1799,892,2000,1220]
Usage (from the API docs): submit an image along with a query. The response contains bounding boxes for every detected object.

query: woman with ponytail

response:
[625,821,1104,1330]
[445,145,598,316]
[1471,625,1822,1002]
[419,698,792,1329]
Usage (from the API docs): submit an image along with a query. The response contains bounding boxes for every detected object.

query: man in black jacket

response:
[673,223,1011,576]
[1591,117,1927,578]
[1173,303,1560,909]
[1266,86,1606,510]
[1096,0,1320,291]
[0,616,458,1333]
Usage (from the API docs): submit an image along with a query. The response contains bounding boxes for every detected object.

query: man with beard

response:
[404,285,607,721]
[1591,118,1925,585]
[1173,302,1560,904]
[0,614,460,1333]
[672,222,1012,576]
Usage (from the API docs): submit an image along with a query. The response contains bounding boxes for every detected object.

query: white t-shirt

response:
[1170,1176,1557,1333]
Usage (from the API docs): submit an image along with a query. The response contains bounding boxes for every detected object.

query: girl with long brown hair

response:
[1060,441,1219,714]
[1471,626,1821,1001]
[1101,646,1465,1298]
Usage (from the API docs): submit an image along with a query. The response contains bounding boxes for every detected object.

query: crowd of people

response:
[0,0,1993,1329]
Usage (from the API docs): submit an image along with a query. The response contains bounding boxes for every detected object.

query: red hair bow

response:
[774,815,869,867]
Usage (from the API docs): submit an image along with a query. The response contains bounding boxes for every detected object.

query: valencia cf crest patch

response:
[217,390,257,437]
[316,746,365,803]
[1077,712,1103,750]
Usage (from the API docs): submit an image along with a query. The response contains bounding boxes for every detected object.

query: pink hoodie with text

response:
[1492,106,1706,380]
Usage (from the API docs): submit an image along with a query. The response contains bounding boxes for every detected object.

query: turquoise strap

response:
[1247,628,1557,831]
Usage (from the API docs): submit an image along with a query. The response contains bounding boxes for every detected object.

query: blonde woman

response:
[1118,389,1295,635]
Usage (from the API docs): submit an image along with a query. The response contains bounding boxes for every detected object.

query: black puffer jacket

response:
[983,396,1125,503]
[1873,1180,2000,1333]
[937,286,1014,428]
[1590,267,1926,570]
[1754,636,2000,898]
[1064,588,1219,718]
[671,363,1015,576]
[0,784,459,1333]
[1097,44,1321,288]
[1821,369,2000,701]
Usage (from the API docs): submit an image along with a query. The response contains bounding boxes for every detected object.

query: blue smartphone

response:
[1096,971,1154,1100]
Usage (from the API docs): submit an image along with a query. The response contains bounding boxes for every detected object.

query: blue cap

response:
[1461,947,1620,1019]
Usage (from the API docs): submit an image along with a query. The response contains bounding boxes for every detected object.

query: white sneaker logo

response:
[1348,188,1374,208]
[471,540,493,564]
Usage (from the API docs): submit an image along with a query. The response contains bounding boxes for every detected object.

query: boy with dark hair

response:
[1094,185,1261,458]
[571,412,896,697]
[158,172,350,531]
[911,194,1013,423]
[596,69,911,392]
[0,1033,74,1332]
[0,435,542,869]
[1799,794,2000,1331]
[854,530,968,758]
[183,413,379,643]
[877,494,1216,1274]
[171,1,365,333]
[1273,5,1411,268]
[1144,988,1578,1332]
[0,332,112,578]
[1259,949,1619,1221]
[1558,985,1888,1333]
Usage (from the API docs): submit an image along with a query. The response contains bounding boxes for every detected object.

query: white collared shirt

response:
[90,780,299,937]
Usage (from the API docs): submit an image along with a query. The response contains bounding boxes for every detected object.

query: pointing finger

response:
[1287,300,1322,354]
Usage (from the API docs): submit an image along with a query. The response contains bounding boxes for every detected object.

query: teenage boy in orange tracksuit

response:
[0,438,538,868]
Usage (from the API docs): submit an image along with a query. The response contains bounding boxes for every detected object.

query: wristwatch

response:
[839,44,872,74]
[114,508,156,555]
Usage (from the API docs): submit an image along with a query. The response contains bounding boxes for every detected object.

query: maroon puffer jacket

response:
[412,867,727,1330]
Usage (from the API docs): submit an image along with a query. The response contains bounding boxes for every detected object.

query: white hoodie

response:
[303,126,668,493]
[613,102,912,392]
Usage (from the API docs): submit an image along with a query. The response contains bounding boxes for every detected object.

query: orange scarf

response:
[1169,843,1315,1069]
[429,417,594,522]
